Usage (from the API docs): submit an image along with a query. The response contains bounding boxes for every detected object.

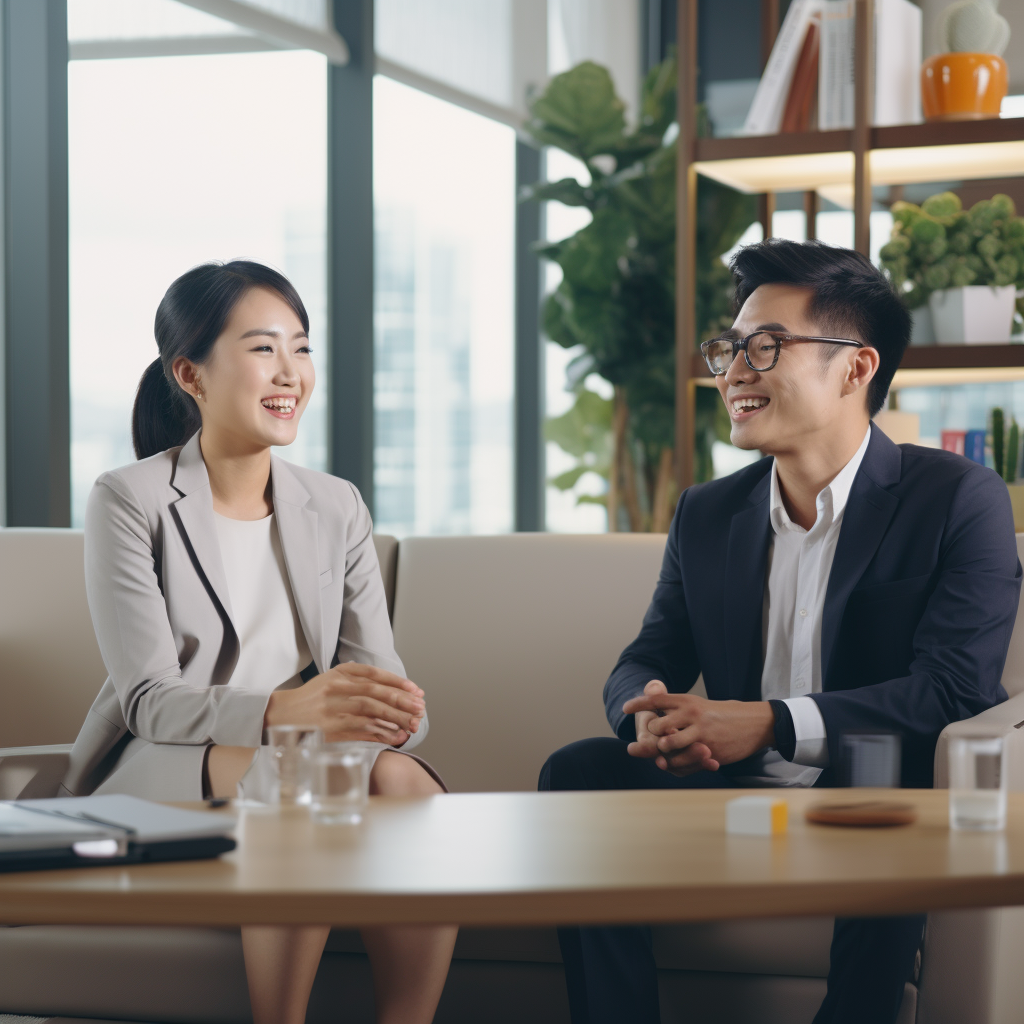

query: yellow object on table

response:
[726,795,788,835]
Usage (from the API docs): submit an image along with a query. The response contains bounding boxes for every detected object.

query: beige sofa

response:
[2,527,1024,1024]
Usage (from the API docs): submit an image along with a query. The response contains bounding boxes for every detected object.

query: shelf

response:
[692,118,1024,196]
[690,345,1024,390]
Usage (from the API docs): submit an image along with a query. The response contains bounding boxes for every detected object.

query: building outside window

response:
[372,76,515,537]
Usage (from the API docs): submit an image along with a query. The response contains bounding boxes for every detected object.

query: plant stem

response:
[652,447,677,533]
[608,392,628,532]
[615,388,644,532]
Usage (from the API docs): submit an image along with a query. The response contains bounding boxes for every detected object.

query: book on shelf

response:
[781,13,821,133]
[745,0,922,137]
[743,0,821,136]
[818,0,922,130]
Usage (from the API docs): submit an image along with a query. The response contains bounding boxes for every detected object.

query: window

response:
[68,47,327,525]
[373,76,515,537]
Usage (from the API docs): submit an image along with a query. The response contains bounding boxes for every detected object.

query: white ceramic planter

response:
[929,285,1018,345]
[909,305,936,346]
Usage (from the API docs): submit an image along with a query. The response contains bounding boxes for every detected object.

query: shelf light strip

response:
[694,140,1024,196]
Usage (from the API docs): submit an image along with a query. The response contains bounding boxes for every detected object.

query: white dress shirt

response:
[737,427,872,787]
[213,512,313,694]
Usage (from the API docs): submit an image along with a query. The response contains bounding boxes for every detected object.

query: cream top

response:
[213,512,313,693]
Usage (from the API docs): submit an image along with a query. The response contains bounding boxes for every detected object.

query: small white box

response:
[726,796,788,836]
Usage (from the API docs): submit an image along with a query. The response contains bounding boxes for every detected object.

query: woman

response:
[62,260,456,1024]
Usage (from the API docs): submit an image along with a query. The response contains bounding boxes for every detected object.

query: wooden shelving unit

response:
[674,0,1024,487]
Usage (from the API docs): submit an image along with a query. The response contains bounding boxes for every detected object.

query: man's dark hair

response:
[729,238,910,417]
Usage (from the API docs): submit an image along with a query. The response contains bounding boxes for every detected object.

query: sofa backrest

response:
[391,533,668,792]
[4,526,1024,770]
[0,528,400,747]
[0,529,107,747]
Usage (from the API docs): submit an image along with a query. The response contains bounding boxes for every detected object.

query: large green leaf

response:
[519,177,596,209]
[614,51,677,166]
[556,207,632,292]
[526,62,627,162]
[545,387,613,463]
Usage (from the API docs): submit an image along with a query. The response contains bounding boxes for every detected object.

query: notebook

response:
[0,794,236,873]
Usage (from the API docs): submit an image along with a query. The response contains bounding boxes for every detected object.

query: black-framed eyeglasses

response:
[700,332,865,375]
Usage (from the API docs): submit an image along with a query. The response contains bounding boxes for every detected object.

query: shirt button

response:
[799,608,808,617]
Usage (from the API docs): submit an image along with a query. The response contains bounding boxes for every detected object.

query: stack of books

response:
[743,0,922,137]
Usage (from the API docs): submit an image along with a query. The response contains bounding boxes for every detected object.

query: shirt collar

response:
[769,426,872,536]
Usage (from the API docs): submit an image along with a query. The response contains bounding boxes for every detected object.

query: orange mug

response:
[921,52,1008,121]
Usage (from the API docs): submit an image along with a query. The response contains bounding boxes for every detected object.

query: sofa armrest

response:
[934,692,1024,789]
[0,745,72,799]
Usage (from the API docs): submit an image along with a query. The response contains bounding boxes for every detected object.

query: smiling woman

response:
[132,261,313,470]
[70,260,457,1023]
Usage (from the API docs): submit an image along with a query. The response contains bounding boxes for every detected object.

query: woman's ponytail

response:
[131,357,200,460]
[130,260,309,460]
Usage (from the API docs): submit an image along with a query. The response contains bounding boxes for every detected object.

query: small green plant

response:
[940,0,1010,56]
[991,406,1019,482]
[879,191,1024,327]
[521,55,757,530]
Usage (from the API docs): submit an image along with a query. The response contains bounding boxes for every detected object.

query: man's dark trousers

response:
[539,737,926,1024]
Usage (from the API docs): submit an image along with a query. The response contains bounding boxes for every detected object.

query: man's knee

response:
[539,737,626,792]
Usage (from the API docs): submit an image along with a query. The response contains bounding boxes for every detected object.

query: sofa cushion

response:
[392,534,669,793]
[0,925,250,1024]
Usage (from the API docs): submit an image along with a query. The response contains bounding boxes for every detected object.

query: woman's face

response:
[174,286,314,452]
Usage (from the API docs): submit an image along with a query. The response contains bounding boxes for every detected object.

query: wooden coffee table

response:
[2,789,1023,928]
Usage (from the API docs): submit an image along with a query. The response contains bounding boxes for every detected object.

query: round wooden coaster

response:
[805,801,917,827]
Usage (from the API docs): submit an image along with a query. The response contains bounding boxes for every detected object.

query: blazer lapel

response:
[724,468,773,701]
[170,433,235,628]
[821,424,901,685]
[271,457,327,673]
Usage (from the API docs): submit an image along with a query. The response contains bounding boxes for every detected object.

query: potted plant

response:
[991,406,1024,530]
[521,56,757,531]
[879,190,1024,344]
[921,0,1010,121]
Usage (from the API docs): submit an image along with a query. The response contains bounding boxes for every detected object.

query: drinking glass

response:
[840,732,901,788]
[265,725,322,806]
[311,743,376,825]
[949,730,1007,831]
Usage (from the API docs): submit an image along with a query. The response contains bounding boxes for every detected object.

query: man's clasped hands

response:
[624,680,777,776]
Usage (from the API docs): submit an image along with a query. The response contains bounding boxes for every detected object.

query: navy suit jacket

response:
[604,424,1023,787]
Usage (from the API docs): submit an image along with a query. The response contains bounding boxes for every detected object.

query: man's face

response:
[714,283,867,456]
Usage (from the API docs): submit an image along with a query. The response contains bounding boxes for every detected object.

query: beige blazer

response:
[61,432,421,798]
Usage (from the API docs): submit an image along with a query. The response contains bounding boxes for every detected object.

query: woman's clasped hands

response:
[263,663,426,746]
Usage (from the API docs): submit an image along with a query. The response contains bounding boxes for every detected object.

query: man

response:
[540,239,1021,1024]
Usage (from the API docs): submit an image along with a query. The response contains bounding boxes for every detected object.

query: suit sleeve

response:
[811,465,1022,785]
[335,483,427,749]
[85,475,272,747]
[603,490,703,742]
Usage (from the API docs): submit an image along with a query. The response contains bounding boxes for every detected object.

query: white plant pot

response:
[909,305,936,346]
[928,285,1018,345]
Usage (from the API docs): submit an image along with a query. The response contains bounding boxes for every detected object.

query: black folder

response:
[0,794,236,873]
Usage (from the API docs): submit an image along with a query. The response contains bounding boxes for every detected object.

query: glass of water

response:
[949,730,1007,831]
[265,725,322,806]
[312,743,376,825]
[840,732,901,788]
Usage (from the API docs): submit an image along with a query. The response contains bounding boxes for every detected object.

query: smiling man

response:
[539,239,1022,1024]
